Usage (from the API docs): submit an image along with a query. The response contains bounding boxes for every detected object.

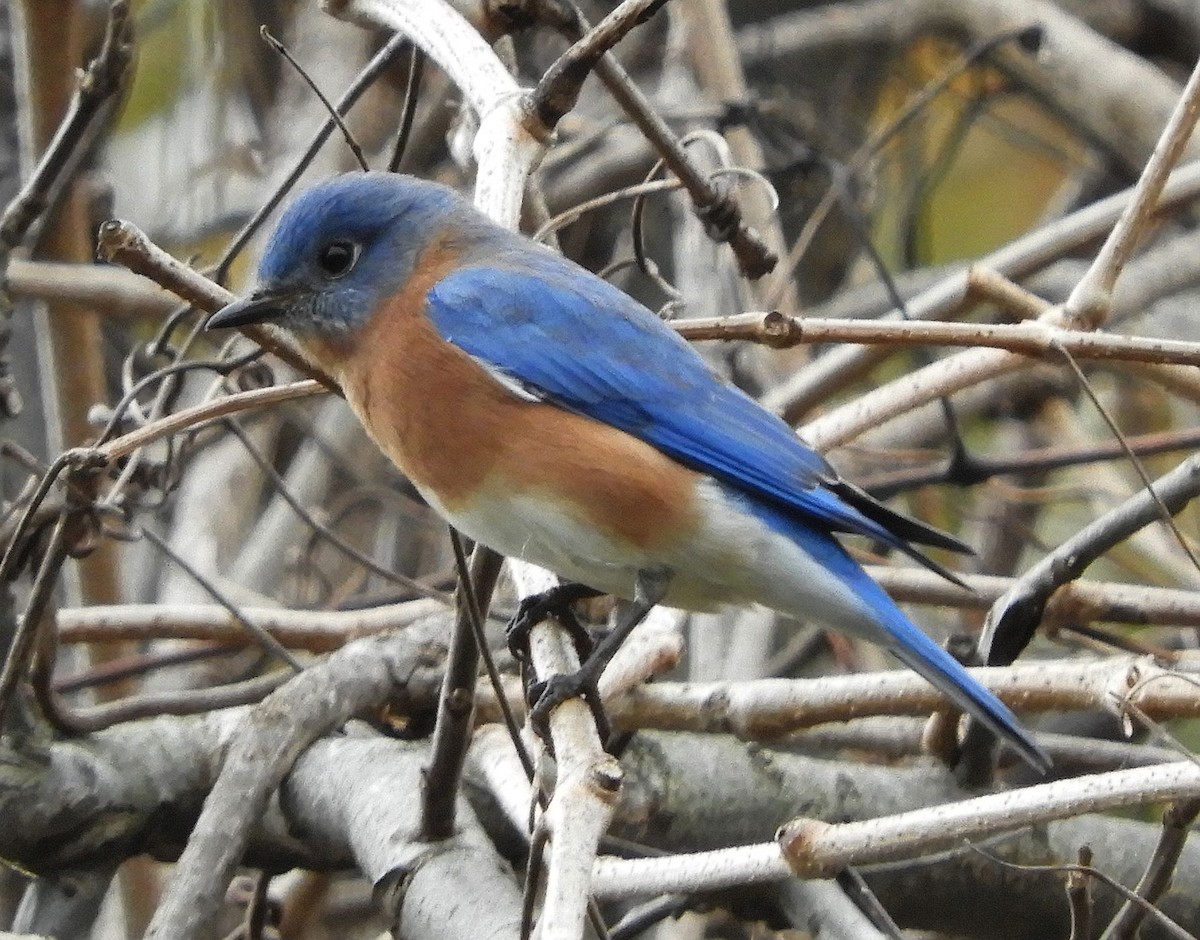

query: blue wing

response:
[427,247,1046,770]
[426,246,962,563]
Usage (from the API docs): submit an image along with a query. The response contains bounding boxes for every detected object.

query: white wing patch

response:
[469,354,544,403]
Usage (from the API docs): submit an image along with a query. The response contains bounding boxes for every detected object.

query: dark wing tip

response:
[896,542,972,590]
[1015,736,1054,776]
[825,477,974,555]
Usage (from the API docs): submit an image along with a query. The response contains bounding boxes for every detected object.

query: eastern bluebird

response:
[207,172,1046,771]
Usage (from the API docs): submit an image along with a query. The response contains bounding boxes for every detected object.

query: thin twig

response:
[49,672,288,734]
[95,349,263,446]
[217,30,413,283]
[982,454,1200,666]
[967,264,1052,318]
[95,220,337,390]
[1054,342,1200,574]
[137,526,305,673]
[420,537,504,840]
[608,895,692,940]
[858,425,1200,497]
[1102,798,1200,939]
[0,515,68,730]
[260,26,369,172]
[675,311,1200,365]
[1065,49,1200,328]
[221,417,451,603]
[970,849,1198,940]
[386,44,425,172]
[98,381,324,462]
[531,0,777,279]
[1067,846,1093,940]
[0,448,100,582]
[535,178,681,243]
[531,0,671,129]
[0,0,132,259]
[53,642,243,693]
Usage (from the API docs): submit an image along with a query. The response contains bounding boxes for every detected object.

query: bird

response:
[207,171,1047,772]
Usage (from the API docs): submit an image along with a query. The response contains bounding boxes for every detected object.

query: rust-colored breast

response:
[304,239,702,553]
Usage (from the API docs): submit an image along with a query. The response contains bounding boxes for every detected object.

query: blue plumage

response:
[428,250,962,567]
[207,172,1046,772]
[427,234,1041,768]
[429,222,1041,773]
[728,488,1035,758]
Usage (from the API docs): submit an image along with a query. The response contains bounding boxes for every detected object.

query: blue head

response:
[207,173,469,337]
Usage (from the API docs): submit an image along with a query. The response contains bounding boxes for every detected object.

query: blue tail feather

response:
[872,595,1050,773]
[734,488,1049,772]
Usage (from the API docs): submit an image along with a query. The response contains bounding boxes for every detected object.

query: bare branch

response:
[607,658,1200,734]
[678,311,1200,366]
[779,761,1200,880]
[1065,47,1200,327]
[983,454,1200,665]
[769,160,1200,423]
[143,631,445,939]
[95,219,334,388]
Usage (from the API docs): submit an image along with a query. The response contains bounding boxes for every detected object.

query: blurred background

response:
[5,1,1200,937]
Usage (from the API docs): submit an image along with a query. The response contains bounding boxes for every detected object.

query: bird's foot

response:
[521,569,671,754]
[527,666,612,748]
[506,582,603,664]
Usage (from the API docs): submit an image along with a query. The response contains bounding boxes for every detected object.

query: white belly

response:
[424,482,649,600]
[422,476,883,634]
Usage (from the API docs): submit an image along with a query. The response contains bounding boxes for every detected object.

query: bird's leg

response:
[506,581,604,664]
[528,568,671,749]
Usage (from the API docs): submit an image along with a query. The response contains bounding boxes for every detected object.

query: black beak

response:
[205,288,292,331]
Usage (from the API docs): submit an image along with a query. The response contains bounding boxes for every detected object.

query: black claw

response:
[519,570,671,757]
[528,671,612,747]
[505,582,603,663]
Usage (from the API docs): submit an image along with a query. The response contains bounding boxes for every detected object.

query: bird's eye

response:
[317,239,359,278]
